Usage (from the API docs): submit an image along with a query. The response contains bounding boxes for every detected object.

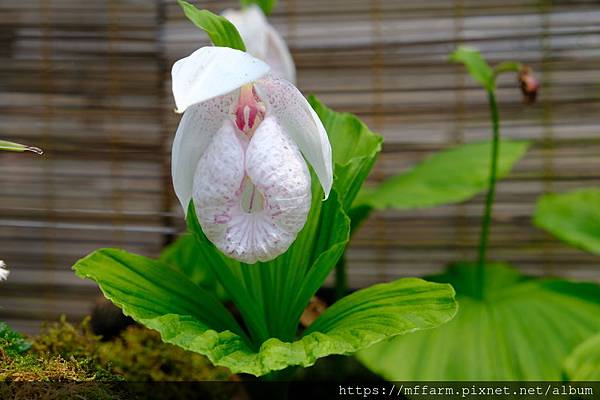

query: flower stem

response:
[476,89,500,299]
[334,256,347,301]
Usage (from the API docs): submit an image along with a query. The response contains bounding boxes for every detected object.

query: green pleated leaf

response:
[534,188,600,255]
[450,46,495,91]
[74,249,456,376]
[177,0,246,51]
[73,249,243,337]
[356,140,530,210]
[308,95,383,211]
[357,263,600,380]
[0,139,42,154]
[240,0,277,15]
[159,234,227,301]
[564,333,600,381]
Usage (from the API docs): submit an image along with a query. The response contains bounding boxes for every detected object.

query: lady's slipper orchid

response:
[171,46,332,264]
[222,5,296,83]
[0,260,8,282]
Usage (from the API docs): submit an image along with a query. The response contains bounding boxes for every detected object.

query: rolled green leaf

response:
[534,188,600,255]
[240,0,278,16]
[177,0,246,51]
[357,263,600,380]
[450,46,495,91]
[356,140,530,210]
[0,139,42,154]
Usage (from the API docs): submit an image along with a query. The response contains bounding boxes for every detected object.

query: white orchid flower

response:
[222,5,296,83]
[0,260,8,282]
[171,46,332,264]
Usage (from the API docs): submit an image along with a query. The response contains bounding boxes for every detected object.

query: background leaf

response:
[159,234,227,301]
[564,333,600,381]
[177,0,246,51]
[356,140,529,210]
[534,188,600,255]
[449,46,495,91]
[357,263,600,380]
[240,0,277,16]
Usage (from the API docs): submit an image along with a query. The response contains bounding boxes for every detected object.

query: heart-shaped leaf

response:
[177,0,246,51]
[564,333,600,381]
[357,263,600,380]
[534,188,600,255]
[73,249,456,376]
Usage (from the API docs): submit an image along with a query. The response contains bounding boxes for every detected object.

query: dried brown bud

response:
[519,66,539,104]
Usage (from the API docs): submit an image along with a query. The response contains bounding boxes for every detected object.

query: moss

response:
[1,318,233,392]
[95,325,231,381]
[1,317,236,398]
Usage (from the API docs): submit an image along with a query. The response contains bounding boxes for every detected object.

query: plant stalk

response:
[334,256,347,300]
[476,89,500,298]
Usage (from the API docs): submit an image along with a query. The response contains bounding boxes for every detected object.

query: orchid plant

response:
[357,47,600,381]
[72,2,457,376]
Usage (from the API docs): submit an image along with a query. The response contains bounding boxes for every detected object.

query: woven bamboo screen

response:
[1,0,599,333]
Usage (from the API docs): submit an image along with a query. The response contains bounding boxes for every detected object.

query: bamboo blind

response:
[1,0,600,333]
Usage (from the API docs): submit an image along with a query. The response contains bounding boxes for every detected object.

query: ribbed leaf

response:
[450,46,495,91]
[357,263,600,380]
[355,140,529,210]
[73,249,243,337]
[564,333,600,381]
[74,250,456,376]
[308,96,383,211]
[159,234,227,300]
[534,188,600,255]
[177,0,246,51]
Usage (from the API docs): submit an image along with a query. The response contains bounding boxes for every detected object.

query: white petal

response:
[192,116,311,264]
[255,76,332,198]
[171,93,237,215]
[172,46,270,113]
[0,260,8,282]
[264,26,296,83]
[222,6,270,59]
